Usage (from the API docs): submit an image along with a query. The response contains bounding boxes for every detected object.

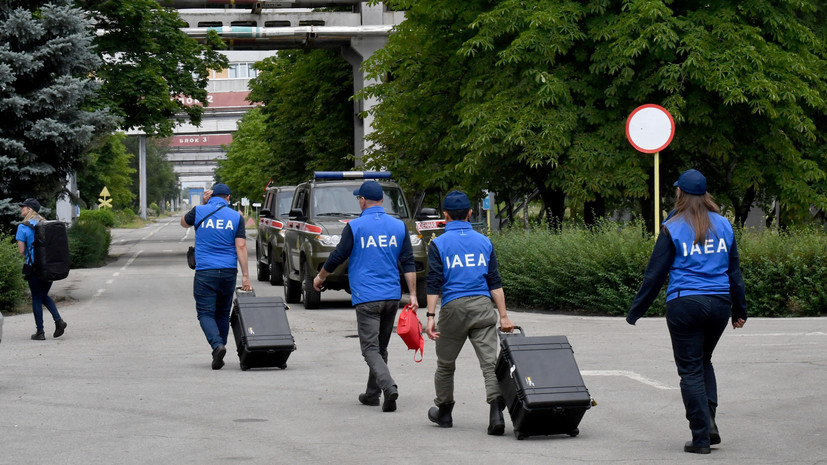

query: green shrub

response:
[114,209,138,228]
[492,221,660,315]
[79,208,116,227]
[69,216,111,268]
[492,223,827,317]
[0,232,27,313]
[738,228,827,316]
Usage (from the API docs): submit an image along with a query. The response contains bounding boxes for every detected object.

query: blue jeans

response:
[28,275,61,333]
[356,300,399,399]
[193,269,237,350]
[666,294,730,447]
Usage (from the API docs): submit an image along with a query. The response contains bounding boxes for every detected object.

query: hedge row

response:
[491,223,827,317]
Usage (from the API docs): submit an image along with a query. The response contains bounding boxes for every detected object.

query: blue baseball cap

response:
[353,181,384,201]
[674,169,707,195]
[444,190,471,210]
[211,183,231,196]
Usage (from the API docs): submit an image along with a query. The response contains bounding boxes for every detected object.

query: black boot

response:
[709,406,720,445]
[487,396,506,436]
[428,402,454,428]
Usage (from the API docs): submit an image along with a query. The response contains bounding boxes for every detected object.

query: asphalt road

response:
[0,215,825,465]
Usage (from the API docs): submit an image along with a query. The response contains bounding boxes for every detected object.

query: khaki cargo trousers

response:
[433,295,501,406]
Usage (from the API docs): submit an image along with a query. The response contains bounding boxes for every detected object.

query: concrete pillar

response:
[343,31,387,167]
[56,172,78,224]
[139,135,147,220]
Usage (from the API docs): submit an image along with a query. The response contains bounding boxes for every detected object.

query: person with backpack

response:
[15,198,67,341]
[181,183,252,370]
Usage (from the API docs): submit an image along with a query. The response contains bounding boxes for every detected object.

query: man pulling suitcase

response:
[424,190,514,435]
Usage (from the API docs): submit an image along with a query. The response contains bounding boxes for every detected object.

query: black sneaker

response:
[31,332,45,341]
[211,345,226,370]
[54,319,67,338]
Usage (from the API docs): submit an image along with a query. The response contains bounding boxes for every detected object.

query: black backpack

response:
[24,220,71,281]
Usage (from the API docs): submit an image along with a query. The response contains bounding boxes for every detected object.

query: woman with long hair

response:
[15,198,67,340]
[626,169,747,454]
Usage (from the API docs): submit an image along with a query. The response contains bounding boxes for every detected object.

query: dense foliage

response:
[0,1,118,229]
[76,133,136,210]
[0,232,26,313]
[80,0,229,137]
[492,223,827,317]
[216,50,354,200]
[68,210,112,268]
[361,0,827,229]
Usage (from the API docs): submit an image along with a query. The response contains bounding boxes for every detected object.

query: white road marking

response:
[731,332,827,337]
[582,370,677,390]
[106,279,113,284]
[94,289,105,297]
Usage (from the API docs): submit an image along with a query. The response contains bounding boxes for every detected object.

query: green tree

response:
[0,1,118,230]
[214,107,273,202]
[363,0,827,227]
[242,50,354,185]
[80,0,229,137]
[76,132,136,210]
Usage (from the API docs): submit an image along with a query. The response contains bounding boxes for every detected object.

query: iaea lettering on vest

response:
[203,218,235,230]
[360,235,398,248]
[445,253,488,268]
[680,238,727,257]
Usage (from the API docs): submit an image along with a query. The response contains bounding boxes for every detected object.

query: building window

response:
[227,63,257,79]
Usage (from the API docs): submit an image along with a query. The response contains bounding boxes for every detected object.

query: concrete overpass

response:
[168,0,403,167]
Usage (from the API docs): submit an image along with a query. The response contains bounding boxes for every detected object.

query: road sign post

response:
[626,104,675,236]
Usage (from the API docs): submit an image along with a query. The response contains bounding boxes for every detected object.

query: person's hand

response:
[202,190,213,204]
[313,275,324,292]
[240,275,252,291]
[732,318,746,329]
[426,317,439,340]
[499,316,514,333]
[407,295,419,312]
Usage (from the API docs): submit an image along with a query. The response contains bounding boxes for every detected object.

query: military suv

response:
[282,171,428,309]
[255,185,296,285]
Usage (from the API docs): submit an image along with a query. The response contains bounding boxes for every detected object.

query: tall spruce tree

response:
[0,1,117,229]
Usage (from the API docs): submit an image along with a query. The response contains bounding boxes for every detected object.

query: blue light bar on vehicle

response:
[314,171,392,180]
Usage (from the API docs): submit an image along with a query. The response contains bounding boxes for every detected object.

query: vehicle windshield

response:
[313,185,410,218]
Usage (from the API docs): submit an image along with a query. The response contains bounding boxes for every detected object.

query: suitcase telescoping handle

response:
[498,325,524,339]
[236,286,256,296]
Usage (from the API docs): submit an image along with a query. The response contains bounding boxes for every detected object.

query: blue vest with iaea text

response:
[347,205,406,304]
[664,212,734,301]
[432,221,493,305]
[194,198,240,270]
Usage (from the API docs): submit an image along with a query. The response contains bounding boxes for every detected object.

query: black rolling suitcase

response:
[230,290,296,371]
[496,327,593,440]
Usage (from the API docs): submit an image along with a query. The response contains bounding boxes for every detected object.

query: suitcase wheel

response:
[515,430,526,440]
[240,364,250,371]
[568,428,580,437]
[278,365,287,370]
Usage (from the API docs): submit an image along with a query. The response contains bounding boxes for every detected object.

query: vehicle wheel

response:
[283,255,301,304]
[268,251,283,285]
[256,245,269,282]
[302,262,321,309]
[415,279,427,307]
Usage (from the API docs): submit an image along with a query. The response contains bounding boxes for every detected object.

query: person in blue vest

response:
[424,190,514,435]
[16,198,67,341]
[627,169,747,454]
[313,180,418,412]
[181,183,252,370]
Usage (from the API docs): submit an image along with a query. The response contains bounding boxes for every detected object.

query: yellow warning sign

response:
[98,186,112,209]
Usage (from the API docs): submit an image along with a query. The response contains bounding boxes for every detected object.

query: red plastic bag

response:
[397,304,424,362]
